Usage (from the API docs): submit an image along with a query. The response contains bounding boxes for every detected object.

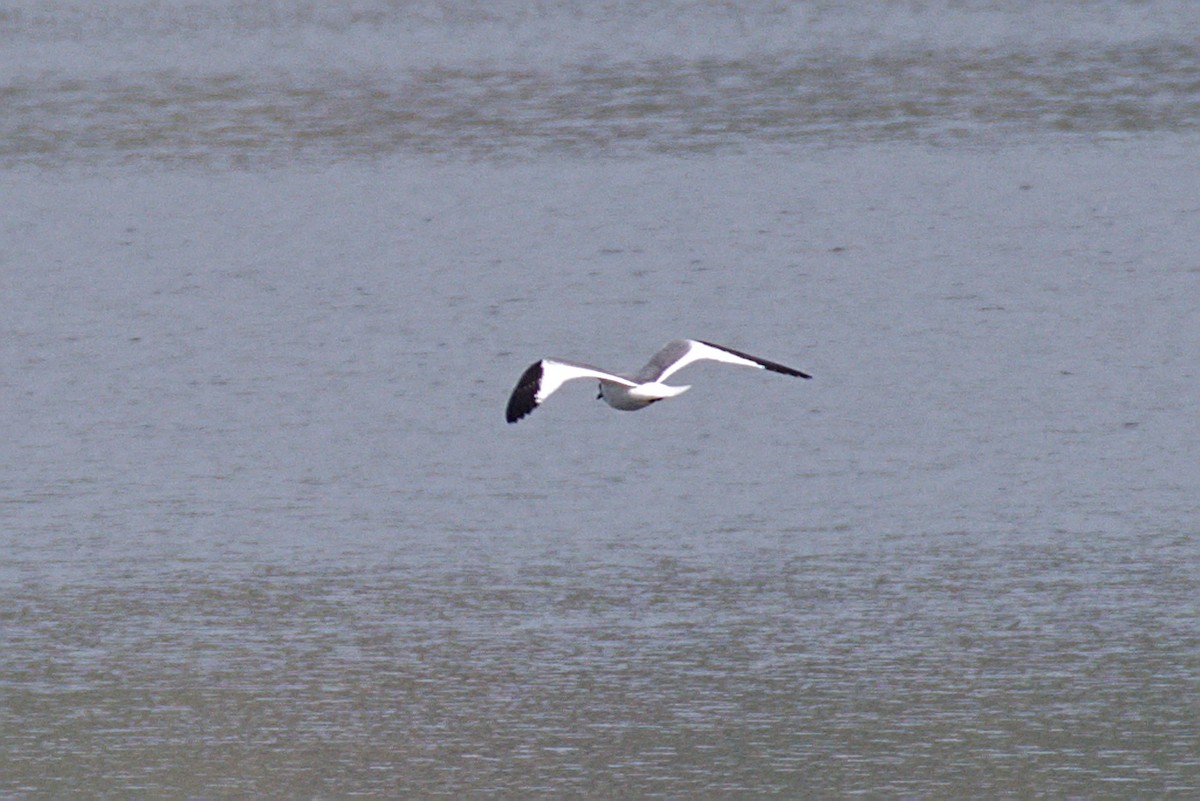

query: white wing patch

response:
[652,340,764,384]
[536,360,636,402]
[506,359,636,423]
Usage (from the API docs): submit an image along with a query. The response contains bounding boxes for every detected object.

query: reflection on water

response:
[4,533,1197,796]
[4,44,1200,167]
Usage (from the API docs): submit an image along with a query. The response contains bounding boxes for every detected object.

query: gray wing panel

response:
[634,340,693,382]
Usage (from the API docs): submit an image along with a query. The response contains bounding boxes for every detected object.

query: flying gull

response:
[506,339,811,423]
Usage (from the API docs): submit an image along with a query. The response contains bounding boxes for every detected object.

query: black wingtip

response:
[766,360,812,379]
[697,340,812,379]
[505,361,544,423]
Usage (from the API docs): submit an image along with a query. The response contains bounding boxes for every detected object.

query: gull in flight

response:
[506,339,811,423]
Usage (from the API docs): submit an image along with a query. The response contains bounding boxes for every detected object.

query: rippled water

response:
[6,533,1197,796]
[4,1,1200,166]
[3,1,1200,797]
[5,44,1200,166]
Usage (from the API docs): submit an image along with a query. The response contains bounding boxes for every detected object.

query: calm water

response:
[3,1,1200,797]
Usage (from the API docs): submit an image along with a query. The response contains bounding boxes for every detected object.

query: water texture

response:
[5,43,1200,167]
[2,1,1199,797]
[4,1,1200,165]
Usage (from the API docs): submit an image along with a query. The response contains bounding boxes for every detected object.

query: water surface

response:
[3,1,1199,797]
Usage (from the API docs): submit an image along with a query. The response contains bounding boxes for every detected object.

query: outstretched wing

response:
[639,339,811,384]
[506,359,637,423]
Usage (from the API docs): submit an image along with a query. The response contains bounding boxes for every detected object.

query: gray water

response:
[3,1,1200,797]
